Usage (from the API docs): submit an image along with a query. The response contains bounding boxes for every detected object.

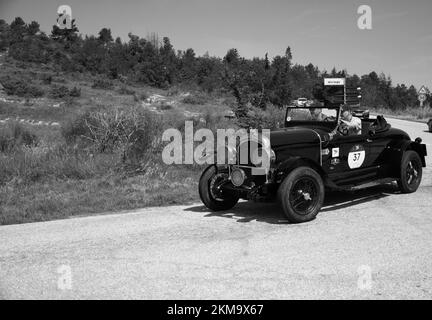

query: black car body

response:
[428,119,432,132]
[199,105,427,223]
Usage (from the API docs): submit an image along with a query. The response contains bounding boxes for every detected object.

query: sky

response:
[0,0,431,89]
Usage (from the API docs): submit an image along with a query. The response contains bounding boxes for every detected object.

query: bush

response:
[235,103,285,130]
[69,86,81,97]
[158,102,173,110]
[62,107,163,164]
[0,75,44,97]
[133,92,148,102]
[92,78,114,90]
[117,85,135,95]
[181,93,208,105]
[49,85,70,98]
[40,73,53,85]
[0,122,38,153]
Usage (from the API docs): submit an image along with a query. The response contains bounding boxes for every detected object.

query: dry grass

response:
[371,105,432,122]
[0,59,239,225]
[0,165,200,225]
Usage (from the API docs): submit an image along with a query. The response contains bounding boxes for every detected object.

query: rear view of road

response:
[1,118,431,299]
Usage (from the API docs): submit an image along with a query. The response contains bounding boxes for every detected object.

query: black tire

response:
[277,167,325,224]
[199,165,239,211]
[397,150,422,193]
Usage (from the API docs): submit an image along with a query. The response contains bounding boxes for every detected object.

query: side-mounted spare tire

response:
[398,150,422,193]
[199,165,239,211]
[277,167,325,224]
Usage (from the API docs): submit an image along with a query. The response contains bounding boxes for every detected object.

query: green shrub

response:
[181,93,208,105]
[92,78,114,90]
[0,122,38,152]
[235,104,285,130]
[117,85,135,95]
[40,73,53,85]
[49,85,70,98]
[134,92,148,102]
[69,86,81,97]
[158,102,173,110]
[0,75,44,97]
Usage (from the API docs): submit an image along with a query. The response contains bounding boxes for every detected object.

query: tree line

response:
[0,17,427,111]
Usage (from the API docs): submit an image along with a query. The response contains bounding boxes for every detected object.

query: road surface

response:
[1,117,431,299]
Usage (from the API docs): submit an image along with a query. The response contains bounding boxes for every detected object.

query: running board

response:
[326,178,396,192]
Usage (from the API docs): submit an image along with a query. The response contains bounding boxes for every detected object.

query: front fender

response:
[274,156,324,183]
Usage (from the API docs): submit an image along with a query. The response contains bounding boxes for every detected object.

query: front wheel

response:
[398,151,422,193]
[199,166,239,211]
[277,167,325,224]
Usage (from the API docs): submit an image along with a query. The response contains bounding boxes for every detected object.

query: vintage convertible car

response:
[199,106,427,223]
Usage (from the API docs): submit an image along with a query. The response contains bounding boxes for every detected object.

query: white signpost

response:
[324,78,346,86]
[324,78,347,104]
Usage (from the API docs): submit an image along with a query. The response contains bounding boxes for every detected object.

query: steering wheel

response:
[337,122,349,135]
[323,116,336,122]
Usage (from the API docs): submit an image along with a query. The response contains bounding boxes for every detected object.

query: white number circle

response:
[348,151,365,169]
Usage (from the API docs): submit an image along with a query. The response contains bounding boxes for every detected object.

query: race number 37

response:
[348,145,366,169]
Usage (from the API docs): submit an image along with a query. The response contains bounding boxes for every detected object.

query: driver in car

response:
[309,107,325,121]
[308,101,326,121]
[329,107,362,140]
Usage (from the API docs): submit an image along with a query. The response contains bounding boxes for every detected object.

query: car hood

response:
[270,127,322,147]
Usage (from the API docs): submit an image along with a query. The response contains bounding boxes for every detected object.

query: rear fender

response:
[397,140,427,167]
[387,140,427,172]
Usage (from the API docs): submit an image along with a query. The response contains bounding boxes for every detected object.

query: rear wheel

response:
[277,167,325,223]
[199,166,239,211]
[398,151,422,193]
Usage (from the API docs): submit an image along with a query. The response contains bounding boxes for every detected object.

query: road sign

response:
[418,86,428,95]
[418,86,429,107]
[324,78,346,86]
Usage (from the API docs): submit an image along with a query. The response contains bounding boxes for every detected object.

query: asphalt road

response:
[1,117,431,300]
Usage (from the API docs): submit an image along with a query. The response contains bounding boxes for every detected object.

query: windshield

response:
[286,107,338,122]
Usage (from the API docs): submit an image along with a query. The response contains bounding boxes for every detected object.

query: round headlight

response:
[231,168,245,187]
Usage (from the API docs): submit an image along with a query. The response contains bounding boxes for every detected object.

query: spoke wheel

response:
[398,151,422,194]
[289,177,320,216]
[278,167,324,224]
[199,166,239,211]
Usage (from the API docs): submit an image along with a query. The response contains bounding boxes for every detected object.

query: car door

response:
[366,130,393,167]
[322,134,373,174]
